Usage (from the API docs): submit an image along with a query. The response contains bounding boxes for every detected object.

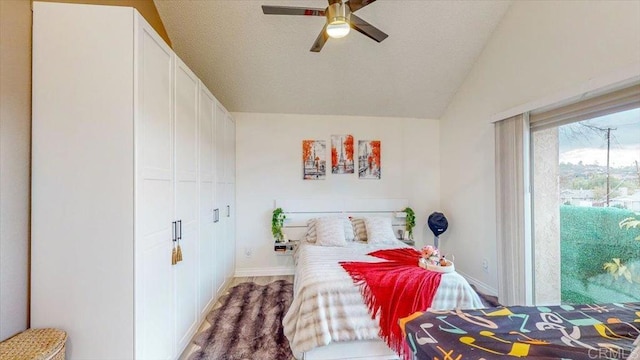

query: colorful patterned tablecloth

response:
[400,302,640,359]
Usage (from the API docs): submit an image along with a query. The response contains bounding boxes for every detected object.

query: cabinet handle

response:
[171,221,177,266]
[172,221,176,242]
[226,205,230,217]
[214,209,219,223]
[177,220,182,240]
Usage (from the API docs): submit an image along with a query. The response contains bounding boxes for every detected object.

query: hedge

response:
[560,205,640,284]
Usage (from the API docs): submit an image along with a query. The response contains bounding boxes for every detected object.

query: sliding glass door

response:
[531,107,640,304]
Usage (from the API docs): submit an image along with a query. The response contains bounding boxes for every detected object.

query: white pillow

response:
[315,217,348,247]
[305,217,355,242]
[343,218,356,241]
[364,217,397,244]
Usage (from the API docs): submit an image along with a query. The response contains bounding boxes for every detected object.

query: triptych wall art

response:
[303,135,381,180]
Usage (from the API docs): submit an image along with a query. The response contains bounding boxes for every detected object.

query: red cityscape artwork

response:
[331,135,354,174]
[302,140,326,180]
[358,140,381,179]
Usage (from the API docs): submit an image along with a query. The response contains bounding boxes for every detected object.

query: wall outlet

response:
[482,258,489,273]
[244,247,252,257]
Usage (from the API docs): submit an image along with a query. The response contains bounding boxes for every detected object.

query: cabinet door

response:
[198,84,216,317]
[214,180,227,295]
[225,115,236,183]
[215,183,235,284]
[174,57,200,353]
[135,17,175,360]
[223,116,235,280]
[225,182,236,279]
[215,103,227,183]
[214,103,227,294]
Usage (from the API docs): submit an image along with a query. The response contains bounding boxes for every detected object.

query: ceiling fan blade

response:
[262,5,325,16]
[310,24,329,52]
[345,0,377,13]
[350,14,388,43]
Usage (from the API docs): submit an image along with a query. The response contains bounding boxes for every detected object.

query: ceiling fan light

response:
[325,2,350,39]
[326,21,350,38]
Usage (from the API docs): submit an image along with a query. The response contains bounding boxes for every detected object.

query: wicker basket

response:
[0,328,67,360]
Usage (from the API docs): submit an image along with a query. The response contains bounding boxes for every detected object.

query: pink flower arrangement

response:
[421,245,439,259]
[419,245,454,270]
[420,245,451,267]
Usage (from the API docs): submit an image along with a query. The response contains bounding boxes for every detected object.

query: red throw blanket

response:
[340,248,442,360]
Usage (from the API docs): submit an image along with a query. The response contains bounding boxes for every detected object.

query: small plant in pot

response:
[272,208,286,242]
[404,207,415,240]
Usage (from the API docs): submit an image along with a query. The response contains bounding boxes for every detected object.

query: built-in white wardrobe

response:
[30,2,236,359]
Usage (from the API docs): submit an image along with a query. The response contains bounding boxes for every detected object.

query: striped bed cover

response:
[283,240,484,358]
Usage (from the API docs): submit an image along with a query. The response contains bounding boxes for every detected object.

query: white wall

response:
[0,0,31,341]
[233,113,439,276]
[439,0,640,295]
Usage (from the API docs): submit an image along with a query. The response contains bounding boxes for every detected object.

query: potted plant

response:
[404,207,415,240]
[272,208,286,242]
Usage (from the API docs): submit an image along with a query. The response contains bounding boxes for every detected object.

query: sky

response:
[558,108,640,168]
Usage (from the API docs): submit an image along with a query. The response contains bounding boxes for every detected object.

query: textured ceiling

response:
[154,0,511,119]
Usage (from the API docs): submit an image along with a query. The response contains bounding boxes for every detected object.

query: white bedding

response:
[283,240,484,357]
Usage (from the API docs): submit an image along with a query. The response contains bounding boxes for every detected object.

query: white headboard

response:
[275,198,408,241]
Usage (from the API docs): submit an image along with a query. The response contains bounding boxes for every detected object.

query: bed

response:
[281,214,484,360]
[399,302,640,360]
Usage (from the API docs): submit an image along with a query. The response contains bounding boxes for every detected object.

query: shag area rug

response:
[188,280,294,360]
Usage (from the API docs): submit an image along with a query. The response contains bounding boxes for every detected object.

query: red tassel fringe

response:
[340,248,442,360]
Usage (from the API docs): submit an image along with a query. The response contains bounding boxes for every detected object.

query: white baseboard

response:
[457,270,498,297]
[234,266,295,277]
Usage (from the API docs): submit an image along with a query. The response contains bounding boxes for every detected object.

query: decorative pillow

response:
[306,217,355,242]
[315,217,348,247]
[305,219,318,242]
[351,217,368,242]
[364,217,397,244]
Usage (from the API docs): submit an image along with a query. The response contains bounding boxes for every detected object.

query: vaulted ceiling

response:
[154,0,511,119]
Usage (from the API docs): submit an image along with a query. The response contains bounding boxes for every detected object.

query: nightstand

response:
[399,238,415,247]
[274,241,297,255]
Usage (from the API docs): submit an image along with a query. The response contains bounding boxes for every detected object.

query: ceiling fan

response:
[262,0,388,52]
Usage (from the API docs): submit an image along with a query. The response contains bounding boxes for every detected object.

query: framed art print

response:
[302,140,326,180]
[358,140,381,179]
[331,134,354,174]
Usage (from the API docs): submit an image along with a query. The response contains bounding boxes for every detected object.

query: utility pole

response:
[575,124,617,206]
[604,127,617,207]
[606,127,611,207]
